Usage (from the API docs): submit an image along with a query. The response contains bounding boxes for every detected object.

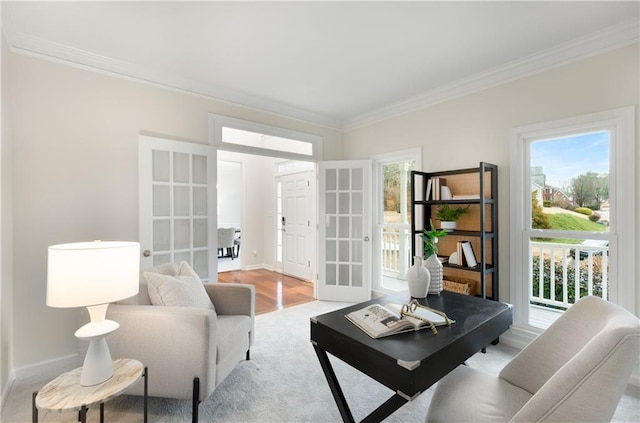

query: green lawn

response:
[536,213,607,244]
[547,213,606,232]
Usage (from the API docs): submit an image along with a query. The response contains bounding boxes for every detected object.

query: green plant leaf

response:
[421,219,447,258]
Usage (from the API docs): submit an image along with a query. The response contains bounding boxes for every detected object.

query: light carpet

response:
[4,300,639,422]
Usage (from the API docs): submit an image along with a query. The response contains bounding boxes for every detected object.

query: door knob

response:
[142,250,152,257]
[364,237,370,242]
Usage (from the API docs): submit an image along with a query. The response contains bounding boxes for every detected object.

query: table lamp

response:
[47,241,140,386]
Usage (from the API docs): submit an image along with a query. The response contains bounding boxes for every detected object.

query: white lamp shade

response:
[47,241,140,308]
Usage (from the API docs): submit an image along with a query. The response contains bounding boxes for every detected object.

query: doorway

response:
[217,159,243,272]
[216,150,316,283]
[371,148,421,294]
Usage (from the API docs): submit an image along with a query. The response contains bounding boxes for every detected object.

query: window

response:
[210,114,322,161]
[510,107,635,336]
[528,132,611,327]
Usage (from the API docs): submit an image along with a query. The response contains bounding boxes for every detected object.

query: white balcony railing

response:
[381,227,410,278]
[380,237,609,312]
[530,241,609,310]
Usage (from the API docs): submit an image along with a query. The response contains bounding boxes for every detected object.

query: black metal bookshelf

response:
[410,162,498,300]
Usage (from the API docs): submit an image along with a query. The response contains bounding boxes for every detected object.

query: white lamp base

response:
[75,304,120,386]
[80,337,114,386]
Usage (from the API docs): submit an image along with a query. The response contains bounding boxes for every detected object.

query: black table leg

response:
[100,402,104,422]
[313,344,355,423]
[361,393,408,423]
[80,405,87,423]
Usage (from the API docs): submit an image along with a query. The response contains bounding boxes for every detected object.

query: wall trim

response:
[13,353,77,382]
[3,17,637,133]
[0,369,15,416]
[5,31,343,131]
[344,20,639,131]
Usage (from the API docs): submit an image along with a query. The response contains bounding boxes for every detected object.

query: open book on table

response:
[345,300,454,339]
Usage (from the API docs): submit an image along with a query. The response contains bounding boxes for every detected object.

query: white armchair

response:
[425,296,640,422]
[81,264,255,422]
[218,227,236,259]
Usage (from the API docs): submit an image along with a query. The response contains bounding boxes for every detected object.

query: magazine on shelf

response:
[345,301,454,339]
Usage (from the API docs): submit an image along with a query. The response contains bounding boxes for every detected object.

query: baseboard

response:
[244,264,273,271]
[13,353,77,382]
[500,325,539,350]
[1,369,16,416]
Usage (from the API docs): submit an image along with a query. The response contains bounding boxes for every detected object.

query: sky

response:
[530,131,610,189]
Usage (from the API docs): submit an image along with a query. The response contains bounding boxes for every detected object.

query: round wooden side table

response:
[33,358,147,423]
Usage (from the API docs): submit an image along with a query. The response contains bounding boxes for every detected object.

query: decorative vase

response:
[425,254,444,295]
[408,256,430,298]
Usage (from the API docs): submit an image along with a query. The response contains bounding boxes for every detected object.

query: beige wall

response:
[343,44,640,312]
[8,51,342,369]
[1,31,14,397]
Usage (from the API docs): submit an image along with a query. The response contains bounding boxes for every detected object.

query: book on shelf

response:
[440,186,452,200]
[460,241,478,267]
[425,178,433,201]
[452,194,481,200]
[429,177,447,200]
[345,302,453,339]
[452,241,477,267]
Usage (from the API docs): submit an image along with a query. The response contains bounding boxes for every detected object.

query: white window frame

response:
[209,114,323,162]
[509,107,635,341]
[371,147,422,294]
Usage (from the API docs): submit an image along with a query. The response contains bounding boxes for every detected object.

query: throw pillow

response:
[145,261,215,311]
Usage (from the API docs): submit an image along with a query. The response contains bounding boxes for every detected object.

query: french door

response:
[139,136,217,280]
[317,161,372,302]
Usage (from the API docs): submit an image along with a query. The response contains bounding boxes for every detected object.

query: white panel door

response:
[139,136,216,280]
[282,171,312,281]
[317,161,372,302]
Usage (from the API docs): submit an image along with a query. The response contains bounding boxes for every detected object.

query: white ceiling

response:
[3,1,639,130]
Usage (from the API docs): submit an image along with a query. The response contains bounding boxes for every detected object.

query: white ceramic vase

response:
[425,254,444,295]
[408,256,430,298]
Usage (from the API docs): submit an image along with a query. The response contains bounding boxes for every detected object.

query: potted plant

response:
[436,204,470,231]
[420,219,447,295]
[420,219,447,258]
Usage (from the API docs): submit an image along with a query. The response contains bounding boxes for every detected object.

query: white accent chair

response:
[425,296,640,422]
[81,264,255,422]
[218,227,236,259]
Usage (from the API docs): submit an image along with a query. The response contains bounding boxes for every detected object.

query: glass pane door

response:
[317,161,371,302]
[140,136,216,281]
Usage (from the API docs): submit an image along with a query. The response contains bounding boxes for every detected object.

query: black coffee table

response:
[310,291,512,423]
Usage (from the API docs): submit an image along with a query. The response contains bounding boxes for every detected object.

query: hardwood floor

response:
[218,268,316,314]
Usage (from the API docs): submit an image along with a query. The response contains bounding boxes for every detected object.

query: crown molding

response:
[5,31,344,131]
[4,17,638,133]
[343,19,640,131]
